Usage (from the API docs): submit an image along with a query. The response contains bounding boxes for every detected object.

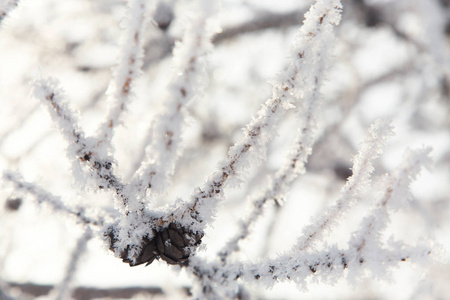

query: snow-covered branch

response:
[1,0,446,298]
[3,172,105,226]
[31,78,155,255]
[132,0,218,196]
[97,0,154,152]
[31,78,130,211]
[190,242,431,298]
[295,119,393,251]
[218,0,342,261]
[189,120,431,299]
[179,0,343,232]
[349,147,433,256]
[0,0,19,28]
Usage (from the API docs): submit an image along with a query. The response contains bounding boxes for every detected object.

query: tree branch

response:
[178,0,343,233]
[97,0,154,152]
[295,119,393,251]
[3,172,106,226]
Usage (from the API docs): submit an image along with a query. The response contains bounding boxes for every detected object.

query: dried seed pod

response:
[108,222,203,267]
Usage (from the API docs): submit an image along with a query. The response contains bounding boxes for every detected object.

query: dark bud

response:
[109,222,203,267]
[364,7,382,27]
[77,66,91,72]
[153,2,174,31]
[351,0,383,28]
[5,198,22,211]
[334,163,353,181]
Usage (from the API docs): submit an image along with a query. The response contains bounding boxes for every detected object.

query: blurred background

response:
[0,0,449,299]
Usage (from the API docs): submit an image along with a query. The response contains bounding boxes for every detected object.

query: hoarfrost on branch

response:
[0,0,448,299]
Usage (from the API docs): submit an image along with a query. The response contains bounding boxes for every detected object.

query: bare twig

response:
[4,282,188,300]
[212,10,307,44]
